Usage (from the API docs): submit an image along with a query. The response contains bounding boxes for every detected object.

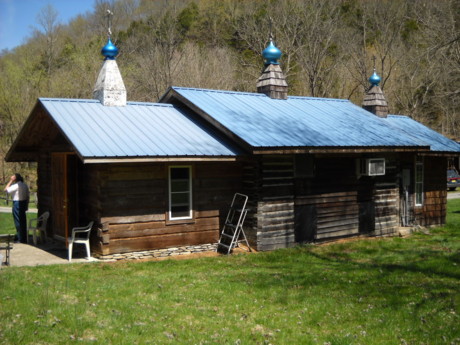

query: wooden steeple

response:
[256,34,288,100]
[362,67,388,118]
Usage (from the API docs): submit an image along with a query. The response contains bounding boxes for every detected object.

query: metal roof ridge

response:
[387,114,411,118]
[126,101,173,107]
[39,98,98,103]
[171,86,349,102]
[287,95,349,102]
[38,97,174,108]
[171,86,266,97]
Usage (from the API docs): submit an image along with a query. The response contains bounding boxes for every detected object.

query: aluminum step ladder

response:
[217,193,251,254]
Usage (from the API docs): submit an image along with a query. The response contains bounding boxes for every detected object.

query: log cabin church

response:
[6,35,460,255]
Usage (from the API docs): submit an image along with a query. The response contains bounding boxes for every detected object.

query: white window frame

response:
[415,157,424,207]
[168,166,192,220]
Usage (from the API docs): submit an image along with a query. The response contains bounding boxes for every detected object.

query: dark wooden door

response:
[52,153,68,241]
[51,153,79,243]
[66,155,79,231]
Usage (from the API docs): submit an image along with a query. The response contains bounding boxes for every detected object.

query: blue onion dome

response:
[369,69,381,86]
[262,40,282,65]
[101,38,119,60]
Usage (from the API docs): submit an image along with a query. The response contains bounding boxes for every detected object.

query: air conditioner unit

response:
[358,158,385,176]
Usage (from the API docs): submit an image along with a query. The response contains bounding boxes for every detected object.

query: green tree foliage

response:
[0,0,459,180]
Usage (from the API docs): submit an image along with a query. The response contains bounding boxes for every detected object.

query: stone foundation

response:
[95,243,218,262]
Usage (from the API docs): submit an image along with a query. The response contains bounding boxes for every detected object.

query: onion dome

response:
[363,68,388,117]
[369,69,381,86]
[262,39,282,65]
[101,38,119,60]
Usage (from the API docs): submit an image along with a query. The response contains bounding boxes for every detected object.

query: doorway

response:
[51,153,79,243]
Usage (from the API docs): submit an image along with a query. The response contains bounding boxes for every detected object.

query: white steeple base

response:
[93,59,127,107]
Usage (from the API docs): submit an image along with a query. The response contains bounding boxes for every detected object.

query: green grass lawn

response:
[0,194,38,235]
[0,211,37,235]
[0,200,459,345]
[0,212,14,234]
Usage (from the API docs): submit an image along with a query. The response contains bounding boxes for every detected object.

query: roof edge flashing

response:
[82,156,238,164]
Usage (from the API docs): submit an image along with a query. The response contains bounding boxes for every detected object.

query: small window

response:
[415,158,424,206]
[357,158,385,176]
[368,158,385,176]
[169,166,192,220]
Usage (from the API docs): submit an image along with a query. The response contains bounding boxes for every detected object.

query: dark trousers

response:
[13,200,28,243]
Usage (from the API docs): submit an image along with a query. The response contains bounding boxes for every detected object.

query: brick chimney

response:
[362,69,388,118]
[256,38,288,100]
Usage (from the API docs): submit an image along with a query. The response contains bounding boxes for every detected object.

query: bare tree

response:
[175,42,237,90]
[419,0,460,137]
[123,3,188,101]
[294,0,343,97]
[36,4,60,81]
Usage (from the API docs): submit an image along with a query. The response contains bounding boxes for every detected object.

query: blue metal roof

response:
[39,98,240,160]
[171,87,429,149]
[36,89,460,163]
[384,115,460,152]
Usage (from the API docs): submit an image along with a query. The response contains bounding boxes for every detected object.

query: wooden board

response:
[106,230,219,254]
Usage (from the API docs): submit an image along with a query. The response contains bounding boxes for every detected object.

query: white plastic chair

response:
[27,211,50,245]
[68,221,94,262]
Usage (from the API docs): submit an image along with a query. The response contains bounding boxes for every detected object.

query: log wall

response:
[257,156,295,250]
[372,183,399,236]
[415,156,447,227]
[241,160,260,245]
[370,157,399,236]
[297,157,362,242]
[296,191,360,241]
[35,149,448,255]
[253,154,404,250]
[96,161,242,255]
[244,156,296,251]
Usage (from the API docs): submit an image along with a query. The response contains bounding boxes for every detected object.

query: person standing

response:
[4,174,30,243]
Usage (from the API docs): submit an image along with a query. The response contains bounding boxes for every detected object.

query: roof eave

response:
[82,155,239,164]
[418,151,460,157]
[251,146,432,155]
[5,99,42,162]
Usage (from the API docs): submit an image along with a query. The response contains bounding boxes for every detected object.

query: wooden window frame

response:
[168,166,193,221]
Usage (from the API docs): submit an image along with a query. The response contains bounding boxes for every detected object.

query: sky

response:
[0,0,96,51]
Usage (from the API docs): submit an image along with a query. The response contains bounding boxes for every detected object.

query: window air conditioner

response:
[358,158,385,176]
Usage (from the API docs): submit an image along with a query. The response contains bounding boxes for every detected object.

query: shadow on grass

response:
[306,247,460,280]
[223,235,460,311]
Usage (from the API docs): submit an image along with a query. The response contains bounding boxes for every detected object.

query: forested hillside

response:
[1,0,459,187]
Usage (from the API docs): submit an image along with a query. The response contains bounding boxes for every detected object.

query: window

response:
[357,158,385,176]
[415,158,424,206]
[169,166,192,220]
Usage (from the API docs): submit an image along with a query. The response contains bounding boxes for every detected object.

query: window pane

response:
[169,167,192,219]
[369,161,385,175]
[415,161,423,206]
[171,180,189,192]
[171,192,189,205]
[171,206,190,218]
[171,168,189,180]
[415,184,423,205]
